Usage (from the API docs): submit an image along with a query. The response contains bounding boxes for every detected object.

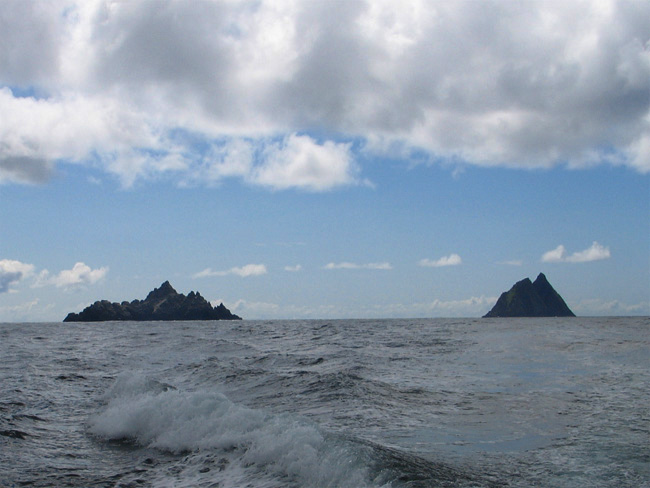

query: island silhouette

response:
[63,281,241,322]
[484,273,575,317]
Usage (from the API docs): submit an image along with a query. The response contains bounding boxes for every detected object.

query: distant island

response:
[483,273,575,318]
[63,281,242,322]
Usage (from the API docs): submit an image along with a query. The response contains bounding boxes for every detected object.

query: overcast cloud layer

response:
[1,0,649,188]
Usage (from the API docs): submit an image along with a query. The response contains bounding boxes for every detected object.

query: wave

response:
[89,372,500,488]
[90,372,377,487]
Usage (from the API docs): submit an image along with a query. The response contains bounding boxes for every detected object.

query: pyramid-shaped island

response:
[63,281,241,322]
[483,273,575,318]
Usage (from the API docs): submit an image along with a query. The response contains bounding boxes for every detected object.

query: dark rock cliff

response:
[63,281,241,322]
[483,273,575,318]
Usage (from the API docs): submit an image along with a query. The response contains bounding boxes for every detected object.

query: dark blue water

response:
[1,317,648,487]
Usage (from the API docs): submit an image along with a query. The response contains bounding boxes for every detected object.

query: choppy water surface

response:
[1,317,648,487]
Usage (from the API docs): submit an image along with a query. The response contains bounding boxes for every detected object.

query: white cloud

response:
[542,242,611,263]
[542,245,568,263]
[190,134,361,191]
[419,254,462,267]
[284,265,302,272]
[34,262,109,289]
[194,264,268,278]
[0,88,160,186]
[566,242,612,263]
[324,262,393,270]
[0,259,35,293]
[1,0,648,187]
[193,269,215,278]
[252,134,358,191]
[200,139,255,183]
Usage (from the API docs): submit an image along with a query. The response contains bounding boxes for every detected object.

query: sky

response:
[1,0,649,321]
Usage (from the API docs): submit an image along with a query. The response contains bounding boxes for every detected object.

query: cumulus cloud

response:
[0,259,35,293]
[542,241,611,263]
[1,0,648,187]
[324,262,393,270]
[284,265,302,272]
[252,134,358,191]
[0,88,162,187]
[419,254,462,267]
[34,262,109,288]
[194,264,268,278]
[182,135,360,191]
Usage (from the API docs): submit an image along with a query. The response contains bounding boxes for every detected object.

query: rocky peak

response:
[531,273,574,317]
[533,272,550,286]
[145,281,178,303]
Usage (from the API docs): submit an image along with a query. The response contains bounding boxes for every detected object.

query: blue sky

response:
[1,0,649,321]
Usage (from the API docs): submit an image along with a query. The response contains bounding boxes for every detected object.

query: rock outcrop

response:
[63,281,241,322]
[483,273,575,318]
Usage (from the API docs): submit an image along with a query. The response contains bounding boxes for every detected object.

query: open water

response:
[1,317,648,487]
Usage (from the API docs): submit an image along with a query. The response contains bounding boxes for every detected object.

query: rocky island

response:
[483,273,575,318]
[63,281,241,322]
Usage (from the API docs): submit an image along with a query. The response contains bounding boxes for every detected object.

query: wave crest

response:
[89,373,371,486]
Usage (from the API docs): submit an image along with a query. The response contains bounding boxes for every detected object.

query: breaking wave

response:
[89,372,492,488]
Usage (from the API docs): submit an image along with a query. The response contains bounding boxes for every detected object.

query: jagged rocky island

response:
[63,281,241,322]
[484,273,575,318]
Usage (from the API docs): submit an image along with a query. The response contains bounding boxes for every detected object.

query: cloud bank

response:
[230,295,499,319]
[1,0,648,188]
[542,242,611,263]
[571,298,650,315]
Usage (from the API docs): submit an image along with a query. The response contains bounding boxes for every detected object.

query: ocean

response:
[1,317,648,487]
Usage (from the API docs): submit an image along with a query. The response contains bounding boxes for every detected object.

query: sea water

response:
[1,317,648,487]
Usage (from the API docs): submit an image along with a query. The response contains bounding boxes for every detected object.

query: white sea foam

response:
[90,372,375,487]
